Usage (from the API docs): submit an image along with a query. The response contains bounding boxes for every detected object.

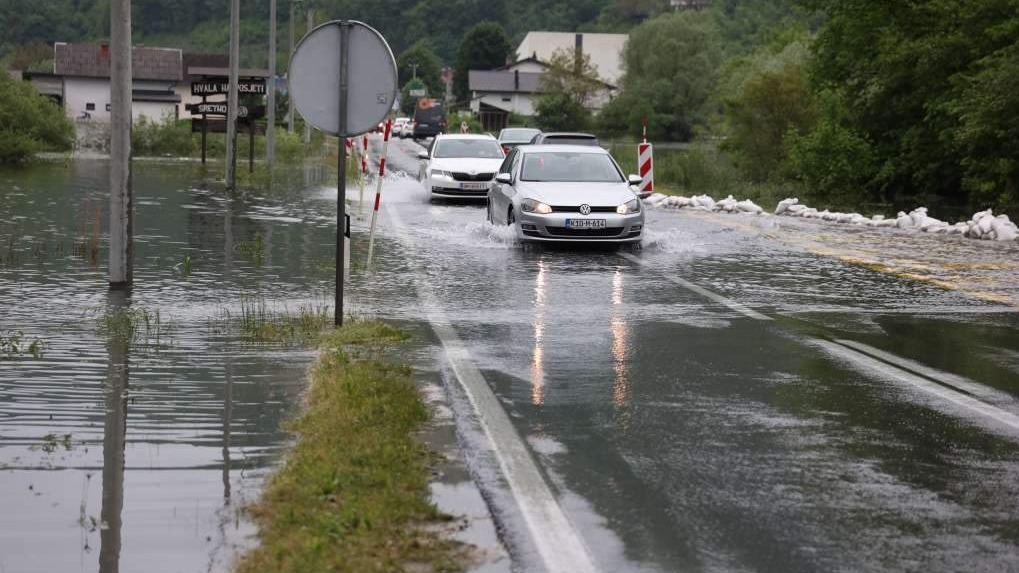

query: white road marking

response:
[385,206,599,573]
[617,251,773,321]
[814,339,1019,437]
[834,339,1019,409]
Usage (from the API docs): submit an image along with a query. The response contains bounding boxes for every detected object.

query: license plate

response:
[461,182,488,191]
[566,219,607,229]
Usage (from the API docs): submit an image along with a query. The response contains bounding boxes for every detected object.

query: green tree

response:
[540,48,605,108]
[599,12,721,141]
[397,41,444,97]
[400,78,427,116]
[535,92,590,132]
[0,71,74,162]
[453,22,511,104]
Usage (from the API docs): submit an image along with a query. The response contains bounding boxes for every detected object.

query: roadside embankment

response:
[235,320,468,573]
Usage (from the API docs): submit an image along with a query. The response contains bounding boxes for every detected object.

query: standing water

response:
[0,159,337,572]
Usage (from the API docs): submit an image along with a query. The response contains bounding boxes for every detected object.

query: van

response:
[412,99,446,140]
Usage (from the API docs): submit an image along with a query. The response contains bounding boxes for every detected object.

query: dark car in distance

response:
[412,99,447,140]
[528,132,600,147]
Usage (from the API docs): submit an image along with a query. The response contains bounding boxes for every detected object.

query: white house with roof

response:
[467,32,627,130]
[54,43,183,123]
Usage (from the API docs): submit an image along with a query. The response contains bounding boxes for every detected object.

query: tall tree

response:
[397,41,444,96]
[453,21,511,104]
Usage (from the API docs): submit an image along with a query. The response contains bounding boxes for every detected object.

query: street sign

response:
[190,79,266,96]
[288,20,398,327]
[185,103,265,119]
[289,20,397,136]
[409,88,426,97]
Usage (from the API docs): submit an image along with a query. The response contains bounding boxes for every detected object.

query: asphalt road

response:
[351,137,1019,573]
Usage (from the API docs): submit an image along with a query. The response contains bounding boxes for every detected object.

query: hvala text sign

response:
[185,103,265,118]
[190,80,266,96]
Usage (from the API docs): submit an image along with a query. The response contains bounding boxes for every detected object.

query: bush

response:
[786,117,875,204]
[0,71,74,162]
[132,116,195,157]
[535,92,590,132]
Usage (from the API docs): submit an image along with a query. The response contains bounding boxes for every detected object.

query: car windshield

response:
[520,152,623,183]
[433,139,504,159]
[500,128,540,142]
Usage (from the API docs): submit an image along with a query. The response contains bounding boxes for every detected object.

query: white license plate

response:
[566,219,607,229]
[461,182,488,191]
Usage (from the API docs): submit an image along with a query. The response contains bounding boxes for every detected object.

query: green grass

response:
[236,320,466,573]
[230,297,333,345]
[609,144,805,211]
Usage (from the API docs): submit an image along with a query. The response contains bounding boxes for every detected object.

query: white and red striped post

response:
[366,119,392,268]
[358,134,369,208]
[637,122,653,198]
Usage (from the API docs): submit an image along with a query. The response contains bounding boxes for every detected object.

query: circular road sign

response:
[289,20,397,137]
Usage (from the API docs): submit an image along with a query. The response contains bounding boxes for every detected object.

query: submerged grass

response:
[236,320,466,573]
[228,297,333,345]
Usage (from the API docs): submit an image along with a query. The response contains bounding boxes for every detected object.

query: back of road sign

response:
[289,21,397,136]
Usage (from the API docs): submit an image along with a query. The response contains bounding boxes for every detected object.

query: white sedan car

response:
[392,116,410,137]
[487,145,644,244]
[417,134,506,200]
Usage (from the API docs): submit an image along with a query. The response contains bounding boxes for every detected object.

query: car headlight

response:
[521,199,553,214]
[617,199,641,214]
[431,170,454,180]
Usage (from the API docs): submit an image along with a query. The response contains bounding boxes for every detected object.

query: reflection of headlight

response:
[617,199,641,214]
[431,170,453,180]
[521,199,552,214]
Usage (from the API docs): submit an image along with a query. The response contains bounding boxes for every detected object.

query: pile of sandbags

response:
[644,193,765,216]
[773,199,1018,242]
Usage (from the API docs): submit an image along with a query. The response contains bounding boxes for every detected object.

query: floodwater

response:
[0,160,336,572]
[4,141,1019,572]
[361,137,1019,572]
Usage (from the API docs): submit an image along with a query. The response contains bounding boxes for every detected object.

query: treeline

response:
[583,0,1018,212]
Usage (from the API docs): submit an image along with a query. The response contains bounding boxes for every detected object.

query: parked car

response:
[497,127,542,155]
[411,98,447,140]
[417,134,505,200]
[487,144,643,244]
[392,116,410,137]
[528,132,599,146]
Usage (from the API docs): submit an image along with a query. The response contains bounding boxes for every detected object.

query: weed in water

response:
[0,330,45,360]
[235,232,266,266]
[94,307,173,349]
[225,297,332,345]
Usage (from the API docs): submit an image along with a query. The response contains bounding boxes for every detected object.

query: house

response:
[54,42,183,123]
[467,33,625,130]
[515,32,628,86]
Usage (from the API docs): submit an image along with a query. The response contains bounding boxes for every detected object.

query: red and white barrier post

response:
[366,119,392,268]
[637,123,653,198]
[358,134,369,208]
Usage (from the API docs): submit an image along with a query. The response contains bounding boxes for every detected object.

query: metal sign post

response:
[289,20,397,326]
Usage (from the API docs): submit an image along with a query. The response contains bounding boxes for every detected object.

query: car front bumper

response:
[428,177,492,199]
[515,211,644,243]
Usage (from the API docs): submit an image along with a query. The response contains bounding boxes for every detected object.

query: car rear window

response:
[543,135,598,146]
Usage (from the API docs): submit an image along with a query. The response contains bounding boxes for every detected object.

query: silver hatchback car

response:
[486,145,645,244]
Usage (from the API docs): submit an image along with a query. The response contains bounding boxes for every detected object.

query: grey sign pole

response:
[336,22,350,326]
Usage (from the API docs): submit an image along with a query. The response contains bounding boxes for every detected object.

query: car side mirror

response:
[628,174,643,186]
[495,173,512,184]
[417,151,429,160]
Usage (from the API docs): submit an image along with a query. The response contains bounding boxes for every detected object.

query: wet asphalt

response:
[365,137,1019,572]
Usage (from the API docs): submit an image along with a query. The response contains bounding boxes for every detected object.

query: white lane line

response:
[617,251,773,321]
[386,206,599,573]
[834,339,1019,409]
[814,339,1019,437]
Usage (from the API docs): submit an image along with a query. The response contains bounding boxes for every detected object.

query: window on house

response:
[85,103,95,111]
[501,96,512,102]
[106,104,111,112]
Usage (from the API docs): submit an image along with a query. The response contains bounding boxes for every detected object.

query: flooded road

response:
[366,137,1019,572]
[3,142,1019,572]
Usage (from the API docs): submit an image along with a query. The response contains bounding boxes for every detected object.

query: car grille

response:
[545,227,624,237]
[549,205,617,213]
[432,186,488,196]
[451,172,494,182]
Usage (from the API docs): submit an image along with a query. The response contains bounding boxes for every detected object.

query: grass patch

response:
[236,319,466,573]
[228,297,333,345]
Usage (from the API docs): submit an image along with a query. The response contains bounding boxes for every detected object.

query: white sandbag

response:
[775,198,799,215]
[896,212,913,228]
[737,199,764,214]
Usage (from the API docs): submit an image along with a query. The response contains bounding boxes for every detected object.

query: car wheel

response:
[486,199,493,224]
[507,208,515,226]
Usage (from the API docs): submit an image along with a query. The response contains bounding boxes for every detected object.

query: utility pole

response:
[287,0,298,133]
[226,0,240,189]
[410,62,418,80]
[267,0,277,166]
[303,8,313,144]
[109,0,133,288]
